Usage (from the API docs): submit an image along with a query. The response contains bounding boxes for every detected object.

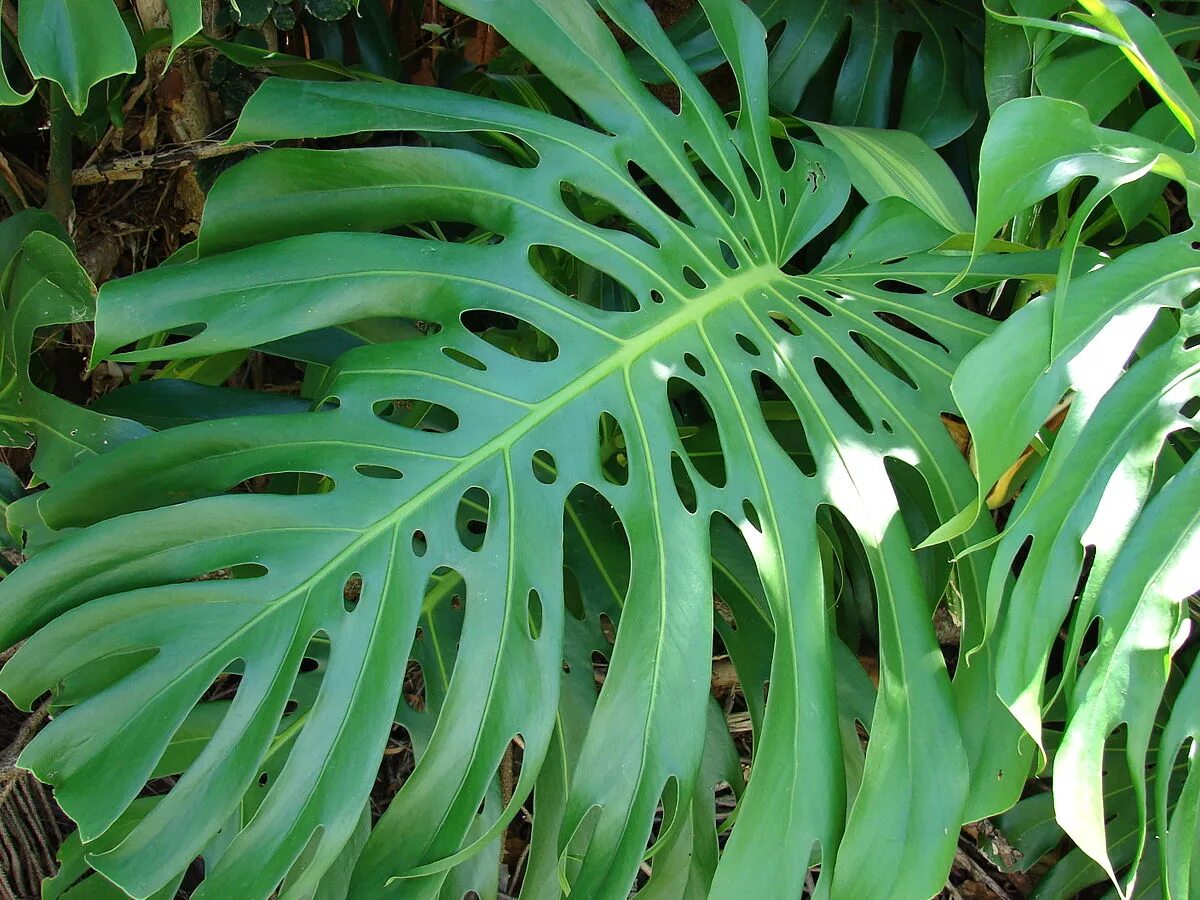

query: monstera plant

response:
[0,0,1198,898]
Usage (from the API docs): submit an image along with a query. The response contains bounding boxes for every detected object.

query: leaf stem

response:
[44,83,75,229]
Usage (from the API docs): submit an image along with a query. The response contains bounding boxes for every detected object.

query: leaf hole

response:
[411,529,427,558]
[626,161,692,227]
[404,659,426,712]
[736,148,763,200]
[719,240,740,269]
[799,296,832,317]
[684,352,706,377]
[456,487,491,551]
[373,398,459,433]
[591,650,609,695]
[736,332,761,356]
[814,358,874,433]
[670,451,699,513]
[461,309,559,362]
[670,377,726,488]
[769,311,803,336]
[558,181,661,249]
[598,412,629,486]
[442,346,487,371]
[343,573,362,612]
[230,472,335,495]
[685,142,736,214]
[850,331,917,390]
[873,311,950,352]
[754,371,816,476]
[527,244,643,313]
[772,137,796,172]
[682,266,707,290]
[354,464,404,480]
[527,589,543,640]
[874,278,924,295]
[532,449,558,484]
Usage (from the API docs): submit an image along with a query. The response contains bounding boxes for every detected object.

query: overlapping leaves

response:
[939,1,1200,895]
[0,1,1130,899]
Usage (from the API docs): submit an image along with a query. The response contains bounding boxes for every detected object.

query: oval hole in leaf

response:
[684,142,735,213]
[598,412,629,486]
[670,451,698,513]
[799,295,832,317]
[373,398,460,433]
[682,266,707,289]
[769,311,802,336]
[404,659,425,712]
[532,449,557,484]
[343,573,362,612]
[411,529,428,558]
[527,244,642,313]
[850,331,917,390]
[230,472,335,495]
[736,147,763,200]
[354,464,404,480]
[442,346,487,371]
[684,352,706,377]
[669,377,726,488]
[456,486,490,551]
[591,650,608,696]
[527,589,543,640]
[563,565,585,622]
[874,278,924,295]
[742,499,761,532]
[461,309,560,362]
[814,357,874,433]
[736,332,761,355]
[558,180,660,249]
[626,161,692,227]
[873,311,950,352]
[563,485,631,611]
[753,371,816,477]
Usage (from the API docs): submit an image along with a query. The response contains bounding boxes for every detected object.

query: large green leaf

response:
[0,1,1058,897]
[15,0,137,114]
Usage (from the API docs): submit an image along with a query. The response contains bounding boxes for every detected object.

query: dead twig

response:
[954,843,1015,900]
[72,141,262,186]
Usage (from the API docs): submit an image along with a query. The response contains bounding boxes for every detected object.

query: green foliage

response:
[2,0,200,114]
[0,1,1198,899]
[635,0,986,147]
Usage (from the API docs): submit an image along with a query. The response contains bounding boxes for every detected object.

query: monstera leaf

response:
[0,212,147,484]
[0,1,1060,897]
[632,0,985,147]
[936,1,1200,894]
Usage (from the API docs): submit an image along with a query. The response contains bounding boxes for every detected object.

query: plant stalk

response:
[44,83,75,229]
